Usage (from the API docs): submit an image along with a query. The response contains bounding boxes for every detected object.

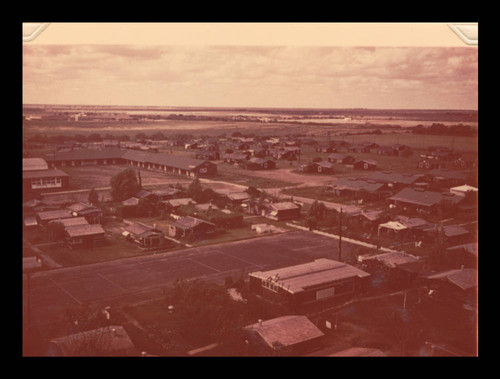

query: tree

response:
[137,194,160,217]
[88,188,100,206]
[46,221,66,241]
[187,178,203,199]
[110,168,142,202]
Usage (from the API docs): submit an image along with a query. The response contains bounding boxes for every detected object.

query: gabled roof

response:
[269,202,301,211]
[389,188,462,207]
[172,216,215,230]
[442,224,470,238]
[54,217,89,228]
[67,202,94,213]
[447,242,478,257]
[65,224,105,238]
[249,258,370,294]
[36,209,73,221]
[312,161,334,169]
[428,169,467,181]
[354,159,378,165]
[245,315,324,349]
[122,150,212,170]
[358,251,422,268]
[333,177,386,193]
[47,148,125,161]
[426,268,477,290]
[23,169,69,179]
[366,171,422,185]
[125,222,162,237]
[121,197,140,206]
[193,203,220,212]
[23,158,49,171]
[226,192,250,201]
[47,325,139,357]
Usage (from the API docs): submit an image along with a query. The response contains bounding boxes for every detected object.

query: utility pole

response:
[338,208,343,262]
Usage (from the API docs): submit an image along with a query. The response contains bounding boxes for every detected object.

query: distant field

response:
[23,119,478,154]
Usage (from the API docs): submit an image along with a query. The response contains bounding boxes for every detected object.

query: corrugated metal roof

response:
[249,259,370,294]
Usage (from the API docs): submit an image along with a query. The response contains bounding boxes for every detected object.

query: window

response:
[31,177,62,189]
[262,279,279,292]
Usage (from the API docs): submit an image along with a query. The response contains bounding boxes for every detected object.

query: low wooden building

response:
[23,158,70,193]
[245,315,325,356]
[168,216,216,239]
[389,187,463,214]
[45,148,126,167]
[123,150,217,178]
[365,171,423,191]
[249,259,370,309]
[329,178,389,200]
[36,209,74,226]
[304,161,335,174]
[46,325,141,357]
[244,157,276,170]
[353,159,378,170]
[65,224,106,249]
[67,203,103,224]
[262,202,301,221]
[124,222,164,248]
[327,153,355,164]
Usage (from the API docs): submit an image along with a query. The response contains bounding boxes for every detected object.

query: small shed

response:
[46,326,140,357]
[244,315,325,355]
[263,201,301,221]
[124,222,164,247]
[168,216,216,239]
[353,159,378,170]
[65,224,106,249]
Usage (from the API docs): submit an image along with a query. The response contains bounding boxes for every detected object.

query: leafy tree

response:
[137,194,160,217]
[46,221,66,241]
[246,186,261,198]
[88,188,100,206]
[110,168,142,202]
[165,279,246,346]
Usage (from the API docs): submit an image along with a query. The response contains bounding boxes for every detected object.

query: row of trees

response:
[410,123,477,137]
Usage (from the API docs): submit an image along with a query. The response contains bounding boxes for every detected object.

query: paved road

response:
[23,230,366,339]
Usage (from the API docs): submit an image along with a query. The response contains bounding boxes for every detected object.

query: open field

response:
[24,231,369,340]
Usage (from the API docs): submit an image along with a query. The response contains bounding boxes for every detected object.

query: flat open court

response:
[24,230,369,339]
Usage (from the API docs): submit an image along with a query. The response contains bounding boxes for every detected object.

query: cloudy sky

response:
[22,45,478,110]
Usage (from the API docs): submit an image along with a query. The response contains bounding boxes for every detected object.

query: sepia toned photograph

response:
[22,23,478,357]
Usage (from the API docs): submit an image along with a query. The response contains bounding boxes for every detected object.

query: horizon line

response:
[23,103,478,112]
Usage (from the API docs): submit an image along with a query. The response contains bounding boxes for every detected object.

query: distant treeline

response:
[410,123,477,137]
